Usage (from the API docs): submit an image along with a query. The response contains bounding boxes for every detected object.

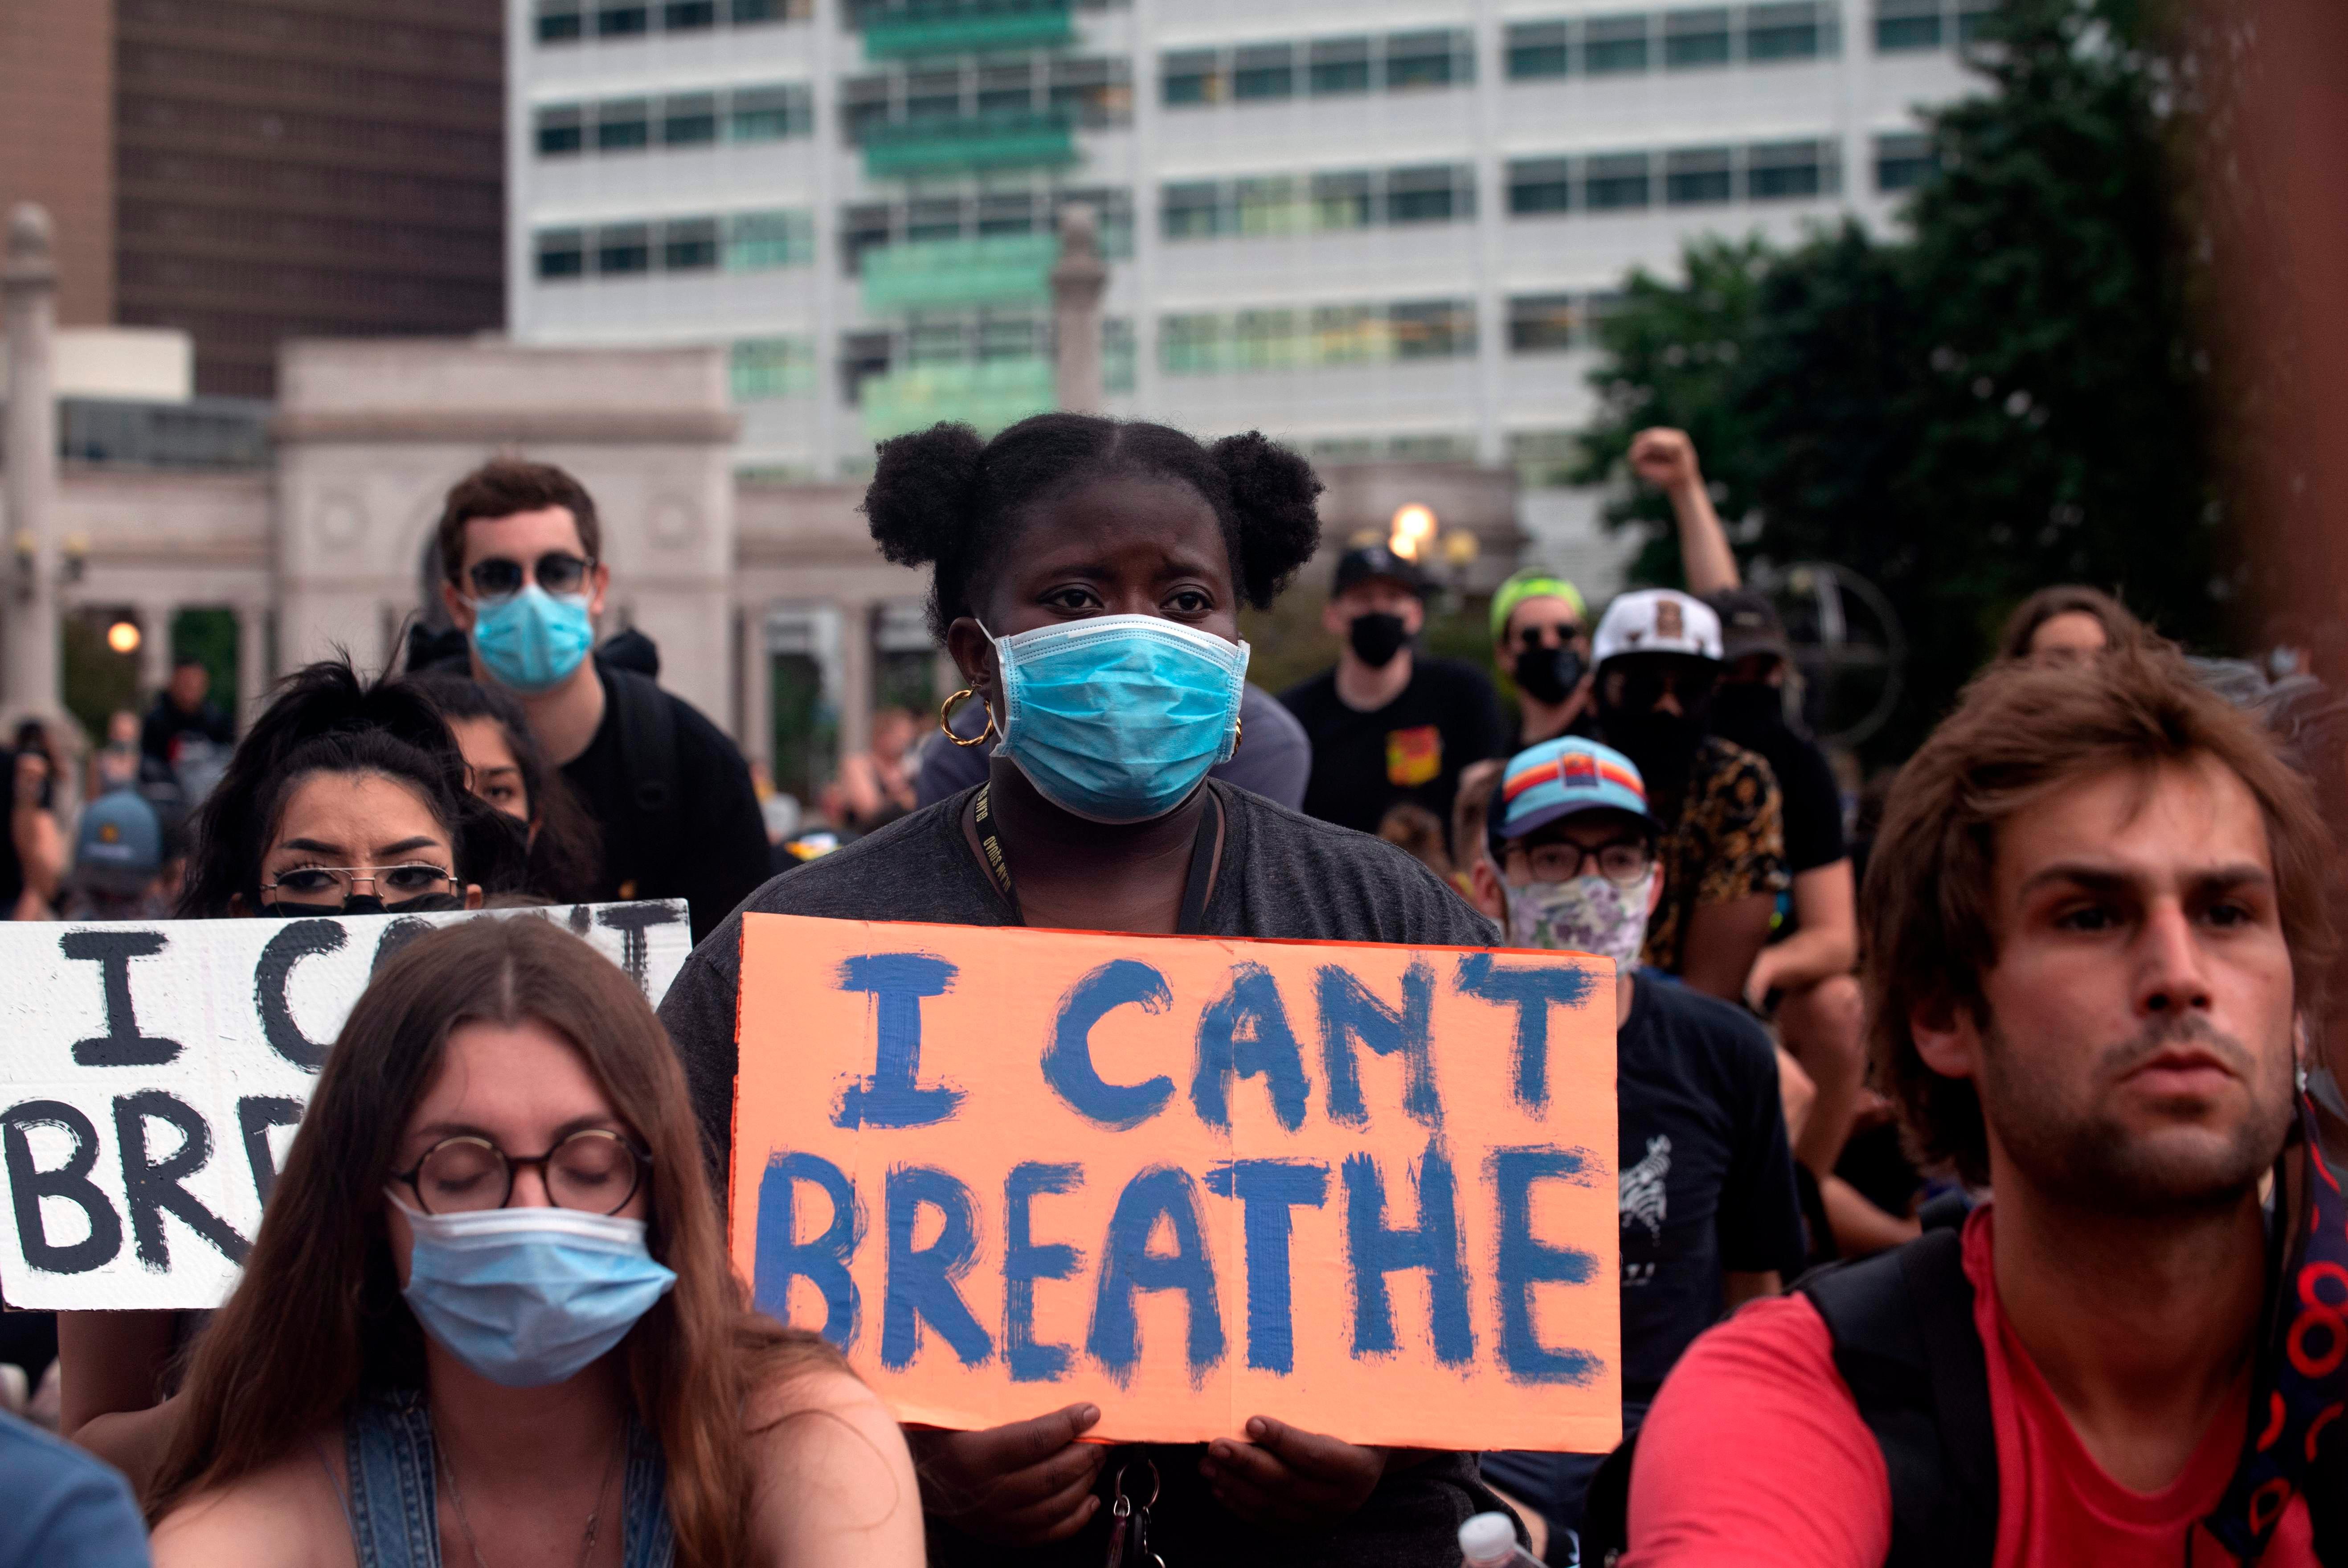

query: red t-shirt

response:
[1622,1206,2317,1568]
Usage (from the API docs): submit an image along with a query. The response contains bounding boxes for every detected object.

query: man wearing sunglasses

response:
[1489,568,1599,748]
[1467,736,1806,1560]
[1591,589,1788,1002]
[431,459,768,943]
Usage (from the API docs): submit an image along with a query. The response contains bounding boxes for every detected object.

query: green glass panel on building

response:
[860,356,1054,441]
[862,3,1072,59]
[862,232,1058,313]
[863,113,1075,178]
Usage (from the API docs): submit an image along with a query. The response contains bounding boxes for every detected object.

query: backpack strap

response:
[1800,1228,1999,1568]
[599,663,683,895]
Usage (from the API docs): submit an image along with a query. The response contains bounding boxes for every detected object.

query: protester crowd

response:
[0,418,2340,1568]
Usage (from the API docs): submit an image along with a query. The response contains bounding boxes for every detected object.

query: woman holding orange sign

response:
[658,414,1521,1565]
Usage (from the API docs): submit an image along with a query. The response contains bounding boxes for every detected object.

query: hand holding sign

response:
[728,914,1621,1454]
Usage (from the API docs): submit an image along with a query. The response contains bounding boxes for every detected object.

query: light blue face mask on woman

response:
[990,614,1250,824]
[394,1198,676,1388]
[470,585,594,694]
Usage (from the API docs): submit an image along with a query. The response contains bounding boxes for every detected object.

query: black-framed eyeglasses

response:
[1516,622,1584,650]
[391,1129,651,1215]
[1509,837,1655,887]
[466,551,595,602]
[262,864,457,905]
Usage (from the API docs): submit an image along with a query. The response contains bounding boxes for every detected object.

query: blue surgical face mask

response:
[989,614,1249,824]
[393,1196,677,1389]
[470,585,594,694]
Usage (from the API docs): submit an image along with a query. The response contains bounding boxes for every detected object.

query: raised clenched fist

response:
[1628,427,1703,495]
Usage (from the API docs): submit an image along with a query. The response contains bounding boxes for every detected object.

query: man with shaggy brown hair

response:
[1615,643,2345,1566]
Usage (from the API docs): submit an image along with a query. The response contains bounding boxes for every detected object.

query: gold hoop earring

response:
[940,688,997,747]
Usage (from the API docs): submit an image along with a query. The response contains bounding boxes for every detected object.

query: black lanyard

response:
[973,783,1222,935]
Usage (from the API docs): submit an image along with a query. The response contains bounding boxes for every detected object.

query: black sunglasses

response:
[1518,622,1585,650]
[467,552,595,602]
[1609,655,1720,710]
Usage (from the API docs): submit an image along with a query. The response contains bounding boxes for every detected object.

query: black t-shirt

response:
[655,781,1505,1568]
[1615,968,1807,1391]
[560,668,770,946]
[1709,707,1844,876]
[1279,656,1507,841]
[139,696,234,770]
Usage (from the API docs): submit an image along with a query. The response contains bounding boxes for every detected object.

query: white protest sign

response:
[0,901,689,1311]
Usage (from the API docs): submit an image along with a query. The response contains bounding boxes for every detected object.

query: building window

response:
[1746,1,1825,59]
[1583,14,1651,72]
[1232,43,1295,100]
[663,93,719,146]
[536,0,584,42]
[731,0,802,22]
[1749,139,1832,198]
[732,84,812,141]
[1387,164,1473,224]
[595,223,651,274]
[1049,56,1130,127]
[1160,314,1223,375]
[1584,152,1653,209]
[535,105,585,156]
[596,1,649,36]
[726,210,814,270]
[1162,182,1224,239]
[663,0,717,26]
[841,77,892,142]
[1055,187,1134,256]
[1874,130,1936,191]
[1391,299,1476,359]
[1233,309,1303,371]
[1506,21,1570,78]
[1387,29,1472,89]
[1232,176,1305,235]
[1955,0,1997,43]
[732,338,814,401]
[1665,147,1734,205]
[906,197,963,242]
[839,331,892,404]
[1665,9,1732,67]
[1508,295,1582,353]
[978,191,1035,236]
[1311,170,1375,230]
[906,70,963,122]
[978,62,1035,117]
[661,217,720,270]
[1309,37,1373,94]
[1104,317,1136,393]
[841,204,893,272]
[1875,0,1941,50]
[535,228,585,278]
[1510,429,1582,486]
[596,99,650,151]
[1509,157,1574,215]
[1162,49,1220,106]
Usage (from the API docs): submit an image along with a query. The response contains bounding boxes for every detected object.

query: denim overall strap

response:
[344,1390,442,1568]
[620,1415,675,1568]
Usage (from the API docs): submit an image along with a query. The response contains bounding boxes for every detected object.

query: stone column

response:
[739,603,772,786]
[3,204,61,716]
[138,600,175,697]
[1051,203,1108,415]
[236,601,270,728]
[836,598,874,764]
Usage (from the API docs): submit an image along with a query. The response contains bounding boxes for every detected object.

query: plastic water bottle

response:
[1459,1511,1545,1567]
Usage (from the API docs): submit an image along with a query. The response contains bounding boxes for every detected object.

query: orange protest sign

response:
[726,913,1621,1454]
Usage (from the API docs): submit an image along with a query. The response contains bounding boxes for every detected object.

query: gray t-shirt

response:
[660,779,1496,1170]
[655,779,1509,1568]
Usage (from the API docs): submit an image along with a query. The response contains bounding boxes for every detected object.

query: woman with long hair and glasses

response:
[657,414,1513,1567]
[405,671,603,903]
[61,657,529,1488]
[147,915,920,1566]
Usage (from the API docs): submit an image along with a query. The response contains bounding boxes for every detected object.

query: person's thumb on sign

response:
[907,1402,1109,1544]
[1200,1416,1391,1527]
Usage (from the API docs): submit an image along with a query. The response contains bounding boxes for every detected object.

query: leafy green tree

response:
[1575,0,2224,757]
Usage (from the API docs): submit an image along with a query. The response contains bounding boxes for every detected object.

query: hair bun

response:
[1209,431,1324,605]
[863,422,986,569]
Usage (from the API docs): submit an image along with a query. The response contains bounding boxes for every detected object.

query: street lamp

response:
[106,618,142,656]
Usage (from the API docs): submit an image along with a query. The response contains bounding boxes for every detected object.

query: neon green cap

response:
[1489,569,1589,642]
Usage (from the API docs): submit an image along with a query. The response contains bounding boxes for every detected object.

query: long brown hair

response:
[1861,644,2336,1183]
[147,916,841,1564]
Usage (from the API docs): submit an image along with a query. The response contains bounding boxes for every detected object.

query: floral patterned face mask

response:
[1503,869,1656,967]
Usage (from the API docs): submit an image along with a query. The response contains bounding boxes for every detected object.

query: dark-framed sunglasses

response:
[1516,622,1585,650]
[391,1128,651,1216]
[1609,655,1720,711]
[466,552,595,602]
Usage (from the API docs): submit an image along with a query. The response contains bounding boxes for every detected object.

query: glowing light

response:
[106,621,142,656]
[1389,502,1437,560]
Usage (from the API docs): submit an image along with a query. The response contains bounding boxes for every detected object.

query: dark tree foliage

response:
[1575,0,2226,759]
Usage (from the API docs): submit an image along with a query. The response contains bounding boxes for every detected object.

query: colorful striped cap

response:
[1489,736,1655,853]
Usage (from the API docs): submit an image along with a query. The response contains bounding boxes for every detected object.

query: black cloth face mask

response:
[1513,645,1587,707]
[1348,612,1411,669]
[263,890,466,919]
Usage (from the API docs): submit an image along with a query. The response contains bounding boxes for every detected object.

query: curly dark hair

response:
[179,658,528,917]
[860,413,1324,641]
